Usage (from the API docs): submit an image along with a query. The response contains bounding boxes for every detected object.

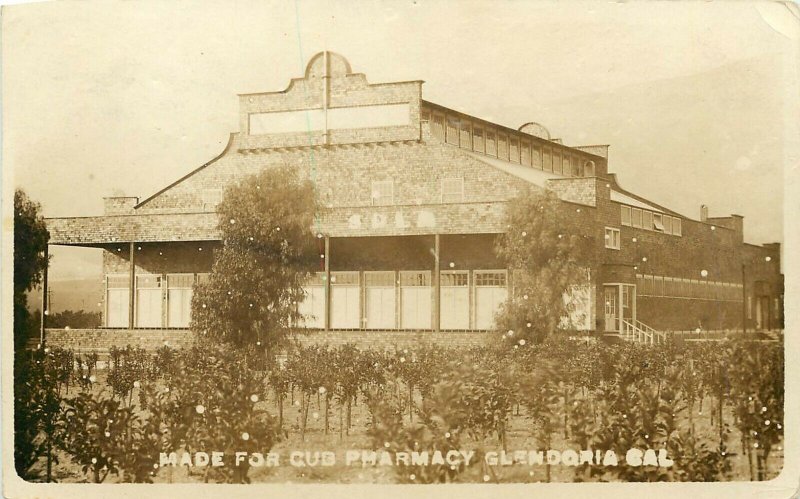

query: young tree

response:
[494,188,594,345]
[190,166,319,353]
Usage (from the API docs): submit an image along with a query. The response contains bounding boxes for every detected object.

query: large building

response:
[43,52,783,350]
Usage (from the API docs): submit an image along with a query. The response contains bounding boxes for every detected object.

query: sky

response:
[3,0,798,281]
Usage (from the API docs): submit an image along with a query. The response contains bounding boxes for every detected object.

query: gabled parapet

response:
[236,52,424,151]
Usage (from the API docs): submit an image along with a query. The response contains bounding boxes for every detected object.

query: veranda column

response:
[433,234,440,332]
[324,236,331,331]
[128,241,136,330]
[39,244,49,346]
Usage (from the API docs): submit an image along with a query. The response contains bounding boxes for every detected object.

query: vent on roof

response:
[518,122,551,140]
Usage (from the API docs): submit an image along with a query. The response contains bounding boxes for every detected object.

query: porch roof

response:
[46,201,510,246]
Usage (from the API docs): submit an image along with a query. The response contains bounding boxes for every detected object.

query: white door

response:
[167,274,193,328]
[106,275,129,327]
[365,271,396,329]
[400,271,432,329]
[474,271,508,330]
[136,275,163,328]
[440,271,469,329]
[331,272,360,329]
[297,272,325,328]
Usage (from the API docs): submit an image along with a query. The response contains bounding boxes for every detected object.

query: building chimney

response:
[700,205,709,222]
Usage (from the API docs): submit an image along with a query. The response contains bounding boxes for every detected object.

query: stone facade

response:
[42,51,784,352]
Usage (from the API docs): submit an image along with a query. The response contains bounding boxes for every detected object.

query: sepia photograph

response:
[3,0,798,496]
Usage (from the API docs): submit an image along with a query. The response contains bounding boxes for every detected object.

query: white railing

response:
[621,319,667,345]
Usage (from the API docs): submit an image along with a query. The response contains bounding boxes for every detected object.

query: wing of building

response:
[44,52,784,350]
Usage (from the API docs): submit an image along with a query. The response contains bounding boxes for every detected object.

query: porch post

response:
[128,241,136,329]
[618,285,623,333]
[324,236,331,331]
[39,244,49,347]
[433,234,440,332]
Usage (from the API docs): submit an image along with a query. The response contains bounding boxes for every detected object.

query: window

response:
[486,129,497,156]
[672,217,682,236]
[553,150,562,174]
[441,271,469,287]
[521,141,531,166]
[562,154,571,176]
[441,178,464,203]
[473,127,485,153]
[543,147,553,172]
[572,156,581,176]
[532,145,542,168]
[400,271,431,286]
[431,113,445,141]
[662,215,672,234]
[621,206,632,226]
[421,108,431,121]
[498,134,508,160]
[632,208,642,228]
[460,120,472,149]
[474,271,507,286]
[446,116,460,145]
[371,180,393,206]
[642,211,653,231]
[653,213,665,232]
[509,137,519,163]
[604,227,621,250]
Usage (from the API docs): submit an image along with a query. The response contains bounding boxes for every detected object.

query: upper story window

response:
[498,133,508,160]
[486,129,497,156]
[621,206,632,226]
[446,116,460,145]
[631,208,642,228]
[553,150,562,174]
[459,120,472,149]
[642,211,653,231]
[563,155,572,176]
[672,217,682,236]
[441,178,464,203]
[543,147,553,172]
[431,113,445,141]
[521,141,531,166]
[421,108,431,121]
[509,137,519,163]
[473,126,485,153]
[605,227,621,250]
[371,180,394,206]
[532,145,542,168]
[652,213,666,232]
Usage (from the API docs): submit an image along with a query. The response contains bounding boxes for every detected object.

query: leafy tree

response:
[190,166,318,352]
[14,189,50,351]
[494,188,594,345]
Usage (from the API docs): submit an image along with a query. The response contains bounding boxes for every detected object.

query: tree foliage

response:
[190,166,319,351]
[14,189,50,351]
[494,188,594,345]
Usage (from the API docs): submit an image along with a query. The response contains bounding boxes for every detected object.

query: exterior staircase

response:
[620,319,668,345]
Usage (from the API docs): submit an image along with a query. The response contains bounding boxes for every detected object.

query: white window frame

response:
[604,227,621,250]
[652,213,665,232]
[371,180,394,206]
[631,208,642,228]
[621,205,631,226]
[672,217,682,236]
[441,177,464,204]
